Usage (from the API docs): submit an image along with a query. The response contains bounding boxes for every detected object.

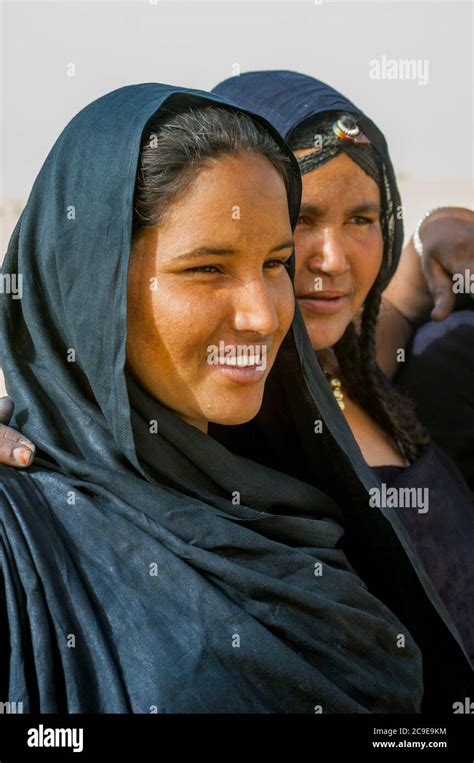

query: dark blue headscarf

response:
[213,70,404,289]
[0,82,470,713]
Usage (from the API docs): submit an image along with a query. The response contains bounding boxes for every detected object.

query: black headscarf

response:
[0,83,469,713]
[213,70,403,290]
[287,112,381,183]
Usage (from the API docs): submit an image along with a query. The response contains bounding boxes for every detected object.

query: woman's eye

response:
[185,265,220,274]
[350,216,373,226]
[264,258,291,269]
[296,216,310,226]
[184,259,291,275]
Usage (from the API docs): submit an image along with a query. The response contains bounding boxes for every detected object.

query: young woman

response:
[212,70,474,663]
[0,82,471,713]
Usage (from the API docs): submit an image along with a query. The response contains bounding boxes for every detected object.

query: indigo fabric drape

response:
[0,82,470,713]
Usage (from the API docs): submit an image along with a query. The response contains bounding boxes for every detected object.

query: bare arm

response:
[377,207,474,378]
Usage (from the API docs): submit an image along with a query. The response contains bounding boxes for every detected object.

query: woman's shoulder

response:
[375,441,472,493]
[411,441,472,498]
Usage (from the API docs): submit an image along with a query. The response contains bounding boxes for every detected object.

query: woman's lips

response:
[212,364,266,384]
[207,344,270,384]
[297,292,350,315]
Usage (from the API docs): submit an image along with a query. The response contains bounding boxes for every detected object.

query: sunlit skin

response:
[293,151,405,466]
[126,153,295,434]
[293,151,383,351]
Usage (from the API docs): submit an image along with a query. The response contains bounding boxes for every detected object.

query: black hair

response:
[132,100,294,236]
[335,286,429,464]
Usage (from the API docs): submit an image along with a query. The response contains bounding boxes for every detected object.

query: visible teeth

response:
[218,356,257,367]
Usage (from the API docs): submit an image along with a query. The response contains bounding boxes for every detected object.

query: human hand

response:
[0,397,36,467]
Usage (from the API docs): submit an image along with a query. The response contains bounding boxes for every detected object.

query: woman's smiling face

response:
[293,151,384,350]
[126,152,295,433]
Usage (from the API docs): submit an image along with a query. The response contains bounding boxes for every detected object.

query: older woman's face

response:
[292,152,383,351]
[126,153,295,433]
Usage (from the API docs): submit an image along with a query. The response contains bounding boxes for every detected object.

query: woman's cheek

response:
[273,273,295,332]
[355,233,383,294]
[152,281,226,360]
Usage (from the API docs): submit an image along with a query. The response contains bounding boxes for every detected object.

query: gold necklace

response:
[323,371,345,411]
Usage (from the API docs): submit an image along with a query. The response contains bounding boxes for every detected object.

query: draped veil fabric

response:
[0,82,470,713]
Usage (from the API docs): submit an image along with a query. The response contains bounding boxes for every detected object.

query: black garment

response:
[373,441,474,674]
[0,82,470,713]
[396,311,474,491]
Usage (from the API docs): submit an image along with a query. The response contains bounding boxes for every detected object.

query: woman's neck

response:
[316,347,339,376]
[315,346,408,467]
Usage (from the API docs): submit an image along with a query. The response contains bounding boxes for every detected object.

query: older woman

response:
[212,72,474,480]
[212,70,474,669]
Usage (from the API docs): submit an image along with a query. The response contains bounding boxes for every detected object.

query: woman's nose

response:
[231,278,281,336]
[304,227,350,276]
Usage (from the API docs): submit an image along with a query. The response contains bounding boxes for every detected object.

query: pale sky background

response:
[1,0,473,238]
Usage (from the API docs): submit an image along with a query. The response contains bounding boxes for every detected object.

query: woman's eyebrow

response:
[269,239,294,253]
[299,203,323,216]
[299,202,381,216]
[348,202,381,215]
[173,240,294,262]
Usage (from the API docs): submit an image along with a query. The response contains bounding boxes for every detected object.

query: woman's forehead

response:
[300,153,381,197]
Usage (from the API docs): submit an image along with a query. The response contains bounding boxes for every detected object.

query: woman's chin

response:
[208,394,264,427]
[308,323,349,351]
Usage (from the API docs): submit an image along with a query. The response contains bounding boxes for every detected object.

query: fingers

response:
[424,259,456,321]
[0,424,36,468]
[0,397,14,424]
